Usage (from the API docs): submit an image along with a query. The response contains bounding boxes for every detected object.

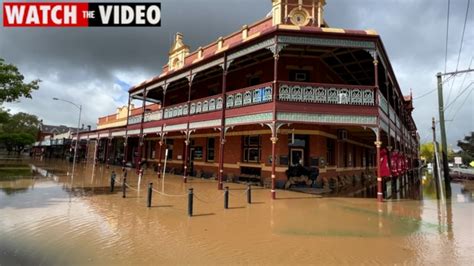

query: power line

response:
[444,0,451,74]
[449,86,473,122]
[446,0,471,104]
[456,0,471,71]
[414,88,437,100]
[413,73,463,100]
[446,56,473,118]
[444,81,474,110]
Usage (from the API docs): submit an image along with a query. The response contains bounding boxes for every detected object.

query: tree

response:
[0,107,9,124]
[0,133,36,154]
[420,142,455,164]
[457,132,474,164]
[2,112,41,136]
[420,143,434,163]
[0,112,40,154]
[0,58,40,103]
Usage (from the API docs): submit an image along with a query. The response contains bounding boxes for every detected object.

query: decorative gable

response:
[168,32,190,71]
[271,0,327,27]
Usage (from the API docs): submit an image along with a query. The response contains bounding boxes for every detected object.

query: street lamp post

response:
[53,98,82,178]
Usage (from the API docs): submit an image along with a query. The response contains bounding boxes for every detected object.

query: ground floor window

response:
[146,140,156,159]
[207,138,215,162]
[166,139,173,160]
[326,139,336,166]
[242,135,260,163]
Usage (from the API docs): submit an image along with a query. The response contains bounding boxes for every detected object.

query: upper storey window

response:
[289,70,310,82]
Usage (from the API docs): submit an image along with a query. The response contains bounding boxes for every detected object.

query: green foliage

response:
[420,142,455,163]
[457,132,474,164]
[0,111,40,154]
[0,58,40,103]
[2,112,41,136]
[0,132,36,153]
[420,143,434,163]
[0,107,9,124]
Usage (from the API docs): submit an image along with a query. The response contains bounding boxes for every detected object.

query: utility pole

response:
[432,118,441,199]
[436,73,451,197]
[435,69,474,197]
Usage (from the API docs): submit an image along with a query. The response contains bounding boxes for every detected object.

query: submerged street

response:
[1,158,473,265]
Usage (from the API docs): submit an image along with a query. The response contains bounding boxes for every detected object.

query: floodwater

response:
[1,159,473,265]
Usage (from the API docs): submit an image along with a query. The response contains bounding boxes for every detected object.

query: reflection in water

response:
[0,159,473,265]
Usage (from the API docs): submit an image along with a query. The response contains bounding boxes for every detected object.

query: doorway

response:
[290,148,304,166]
[288,134,309,166]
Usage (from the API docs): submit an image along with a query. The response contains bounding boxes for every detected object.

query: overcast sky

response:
[0,0,473,148]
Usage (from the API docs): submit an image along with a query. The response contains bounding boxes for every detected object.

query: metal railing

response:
[277,81,376,106]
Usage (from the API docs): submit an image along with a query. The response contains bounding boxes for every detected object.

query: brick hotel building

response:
[77,0,420,201]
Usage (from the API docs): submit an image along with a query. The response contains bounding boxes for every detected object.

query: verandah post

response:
[270,36,280,200]
[218,53,228,190]
[183,71,193,184]
[157,86,166,179]
[375,135,383,202]
[373,50,383,203]
[271,135,278,200]
[123,95,132,169]
[157,138,163,179]
[137,87,147,174]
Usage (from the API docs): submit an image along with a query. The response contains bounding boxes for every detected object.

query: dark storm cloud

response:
[0,0,472,147]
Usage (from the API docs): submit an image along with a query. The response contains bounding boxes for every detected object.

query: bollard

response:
[224,186,229,209]
[110,171,116,193]
[188,188,194,217]
[122,177,127,198]
[147,183,153,208]
[247,184,252,204]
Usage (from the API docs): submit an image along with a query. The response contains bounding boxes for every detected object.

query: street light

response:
[53,97,82,178]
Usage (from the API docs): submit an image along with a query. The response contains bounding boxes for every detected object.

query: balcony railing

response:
[127,81,382,126]
[378,94,389,114]
[163,94,224,120]
[389,106,396,122]
[278,81,375,106]
[226,82,273,108]
[145,110,162,122]
[128,116,141,125]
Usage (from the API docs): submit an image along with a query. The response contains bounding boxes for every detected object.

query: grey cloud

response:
[1,0,472,147]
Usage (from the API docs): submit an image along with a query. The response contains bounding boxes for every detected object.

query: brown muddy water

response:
[0,159,473,265]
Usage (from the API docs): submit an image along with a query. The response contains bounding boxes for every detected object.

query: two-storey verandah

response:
[81,26,419,201]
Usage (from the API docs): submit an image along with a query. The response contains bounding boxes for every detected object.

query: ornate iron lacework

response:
[143,127,162,134]
[380,120,389,133]
[227,38,275,62]
[127,116,142,125]
[189,119,221,129]
[164,124,187,132]
[112,131,125,137]
[389,106,395,122]
[226,86,273,109]
[163,96,224,119]
[145,110,163,122]
[192,58,224,75]
[225,112,273,126]
[278,84,375,106]
[378,94,389,114]
[278,36,376,49]
[277,112,377,125]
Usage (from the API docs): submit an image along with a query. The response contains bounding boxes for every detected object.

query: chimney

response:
[81,124,84,129]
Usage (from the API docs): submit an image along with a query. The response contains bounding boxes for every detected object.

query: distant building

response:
[33,124,90,159]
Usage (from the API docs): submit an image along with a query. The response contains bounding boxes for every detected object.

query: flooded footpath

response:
[1,159,473,265]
